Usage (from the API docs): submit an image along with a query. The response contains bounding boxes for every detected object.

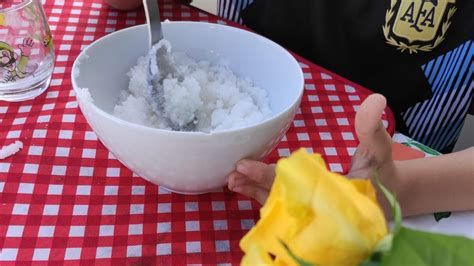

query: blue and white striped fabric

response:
[402,41,473,151]
[217,0,253,24]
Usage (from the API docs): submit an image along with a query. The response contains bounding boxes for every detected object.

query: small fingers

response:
[347,145,376,179]
[236,160,276,189]
[355,94,393,163]
[227,171,255,191]
[355,94,387,141]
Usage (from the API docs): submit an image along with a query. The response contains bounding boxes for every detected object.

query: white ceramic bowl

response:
[71,21,304,194]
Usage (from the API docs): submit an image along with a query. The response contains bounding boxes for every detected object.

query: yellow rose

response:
[0,14,4,26]
[240,149,388,266]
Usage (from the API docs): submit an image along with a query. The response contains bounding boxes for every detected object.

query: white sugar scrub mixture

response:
[113,41,272,132]
[0,140,23,159]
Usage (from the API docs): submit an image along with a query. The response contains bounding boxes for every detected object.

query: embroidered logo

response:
[383,0,456,53]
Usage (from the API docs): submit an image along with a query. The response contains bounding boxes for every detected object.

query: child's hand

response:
[347,94,395,182]
[347,94,399,216]
[228,94,399,206]
[227,161,275,204]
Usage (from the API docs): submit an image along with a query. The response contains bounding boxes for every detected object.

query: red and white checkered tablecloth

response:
[0,0,395,264]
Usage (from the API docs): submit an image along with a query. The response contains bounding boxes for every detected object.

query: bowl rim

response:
[71,21,305,137]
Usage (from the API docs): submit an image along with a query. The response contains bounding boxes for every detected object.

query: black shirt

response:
[242,0,473,141]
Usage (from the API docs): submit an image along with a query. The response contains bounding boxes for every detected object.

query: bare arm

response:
[396,147,474,216]
[228,94,474,218]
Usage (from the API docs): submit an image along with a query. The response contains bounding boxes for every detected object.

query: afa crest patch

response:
[383,0,457,53]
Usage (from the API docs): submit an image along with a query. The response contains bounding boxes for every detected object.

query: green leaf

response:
[380,227,474,266]
[279,239,316,266]
[434,211,451,222]
[359,250,383,266]
[359,260,381,266]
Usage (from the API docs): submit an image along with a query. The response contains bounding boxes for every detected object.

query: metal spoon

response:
[143,0,196,131]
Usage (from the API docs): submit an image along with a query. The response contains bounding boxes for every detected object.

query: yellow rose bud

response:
[241,149,388,266]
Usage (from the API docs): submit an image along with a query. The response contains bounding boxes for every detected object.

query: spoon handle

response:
[143,0,163,48]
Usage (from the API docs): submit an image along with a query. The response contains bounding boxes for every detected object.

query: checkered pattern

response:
[0,0,395,264]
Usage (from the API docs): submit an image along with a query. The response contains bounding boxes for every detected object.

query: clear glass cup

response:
[0,0,55,101]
